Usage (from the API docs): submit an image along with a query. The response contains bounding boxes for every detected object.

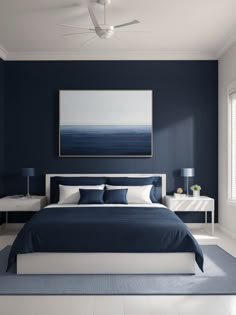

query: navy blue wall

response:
[4,60,218,223]
[0,58,4,197]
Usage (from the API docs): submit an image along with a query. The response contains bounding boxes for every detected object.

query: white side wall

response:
[219,42,236,236]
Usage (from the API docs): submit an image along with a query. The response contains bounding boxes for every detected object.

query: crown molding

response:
[6,50,216,61]
[0,45,8,60]
[1,25,236,61]
[216,25,236,58]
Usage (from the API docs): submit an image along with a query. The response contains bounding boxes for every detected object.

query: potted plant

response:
[191,184,201,197]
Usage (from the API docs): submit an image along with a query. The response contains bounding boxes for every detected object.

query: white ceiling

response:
[0,0,236,60]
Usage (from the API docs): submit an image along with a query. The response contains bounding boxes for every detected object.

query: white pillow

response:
[58,184,105,204]
[106,185,152,204]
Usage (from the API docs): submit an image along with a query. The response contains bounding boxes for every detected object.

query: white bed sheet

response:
[45,203,167,208]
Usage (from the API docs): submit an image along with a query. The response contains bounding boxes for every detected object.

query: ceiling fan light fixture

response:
[59,0,142,43]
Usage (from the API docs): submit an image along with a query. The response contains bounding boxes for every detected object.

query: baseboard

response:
[218,224,236,239]
[186,223,208,229]
[0,223,24,231]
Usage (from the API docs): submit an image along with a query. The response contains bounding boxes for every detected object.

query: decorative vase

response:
[193,190,200,197]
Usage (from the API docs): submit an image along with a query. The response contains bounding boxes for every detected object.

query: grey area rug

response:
[0,245,236,295]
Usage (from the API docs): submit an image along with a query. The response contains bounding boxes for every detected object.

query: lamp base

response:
[186,176,189,197]
[25,176,33,198]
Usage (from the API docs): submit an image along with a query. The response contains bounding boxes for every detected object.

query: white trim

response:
[218,224,236,240]
[217,39,236,58]
[227,80,236,100]
[226,199,236,208]
[46,173,166,203]
[228,88,232,201]
[0,45,7,60]
[6,50,216,61]
[227,81,236,202]
[216,27,236,58]
[227,200,236,207]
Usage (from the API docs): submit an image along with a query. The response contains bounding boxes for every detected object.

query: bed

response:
[7,174,203,275]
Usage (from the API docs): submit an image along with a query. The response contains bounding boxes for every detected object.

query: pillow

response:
[104,189,128,204]
[50,176,106,203]
[107,177,162,203]
[79,189,104,204]
[58,184,105,204]
[106,185,152,204]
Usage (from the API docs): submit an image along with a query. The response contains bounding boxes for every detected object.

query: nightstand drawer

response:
[167,199,214,212]
[0,196,47,212]
[1,202,27,211]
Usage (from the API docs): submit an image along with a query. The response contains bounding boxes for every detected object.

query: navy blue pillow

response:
[79,189,104,204]
[104,189,128,204]
[107,177,162,203]
[50,176,106,203]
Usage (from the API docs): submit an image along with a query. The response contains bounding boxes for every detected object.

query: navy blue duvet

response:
[7,206,204,271]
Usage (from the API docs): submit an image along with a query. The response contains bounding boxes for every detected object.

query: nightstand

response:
[0,195,47,226]
[165,195,215,234]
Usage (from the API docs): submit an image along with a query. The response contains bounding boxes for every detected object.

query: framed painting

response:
[59,90,153,157]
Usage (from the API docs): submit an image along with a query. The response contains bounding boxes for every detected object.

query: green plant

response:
[191,184,201,191]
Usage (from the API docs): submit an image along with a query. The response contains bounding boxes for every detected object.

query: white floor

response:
[0,224,236,315]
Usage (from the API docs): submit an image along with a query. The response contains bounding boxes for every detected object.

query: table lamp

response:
[181,168,195,196]
[21,168,35,198]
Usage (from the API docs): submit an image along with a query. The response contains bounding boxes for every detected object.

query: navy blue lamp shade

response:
[21,168,35,177]
[181,168,195,177]
[21,168,35,197]
[181,168,195,196]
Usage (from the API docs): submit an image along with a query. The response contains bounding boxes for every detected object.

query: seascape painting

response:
[59,90,152,157]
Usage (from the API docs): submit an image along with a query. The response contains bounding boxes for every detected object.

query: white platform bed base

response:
[17,252,195,275]
[16,174,196,275]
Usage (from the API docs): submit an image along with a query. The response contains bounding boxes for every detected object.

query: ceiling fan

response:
[58,0,142,40]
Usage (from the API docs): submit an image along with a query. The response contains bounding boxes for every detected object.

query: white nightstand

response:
[165,195,215,234]
[0,195,48,226]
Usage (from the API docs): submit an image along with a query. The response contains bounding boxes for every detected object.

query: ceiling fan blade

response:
[78,35,98,49]
[63,31,95,37]
[88,3,101,29]
[58,24,94,31]
[114,19,140,29]
[116,31,151,33]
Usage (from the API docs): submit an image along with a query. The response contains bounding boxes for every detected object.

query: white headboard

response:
[45,173,166,203]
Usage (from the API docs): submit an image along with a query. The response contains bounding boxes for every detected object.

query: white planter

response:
[193,190,200,197]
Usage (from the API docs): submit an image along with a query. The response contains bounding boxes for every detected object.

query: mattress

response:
[7,204,204,271]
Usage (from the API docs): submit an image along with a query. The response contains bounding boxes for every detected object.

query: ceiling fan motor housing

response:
[96,0,111,5]
[95,25,114,39]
